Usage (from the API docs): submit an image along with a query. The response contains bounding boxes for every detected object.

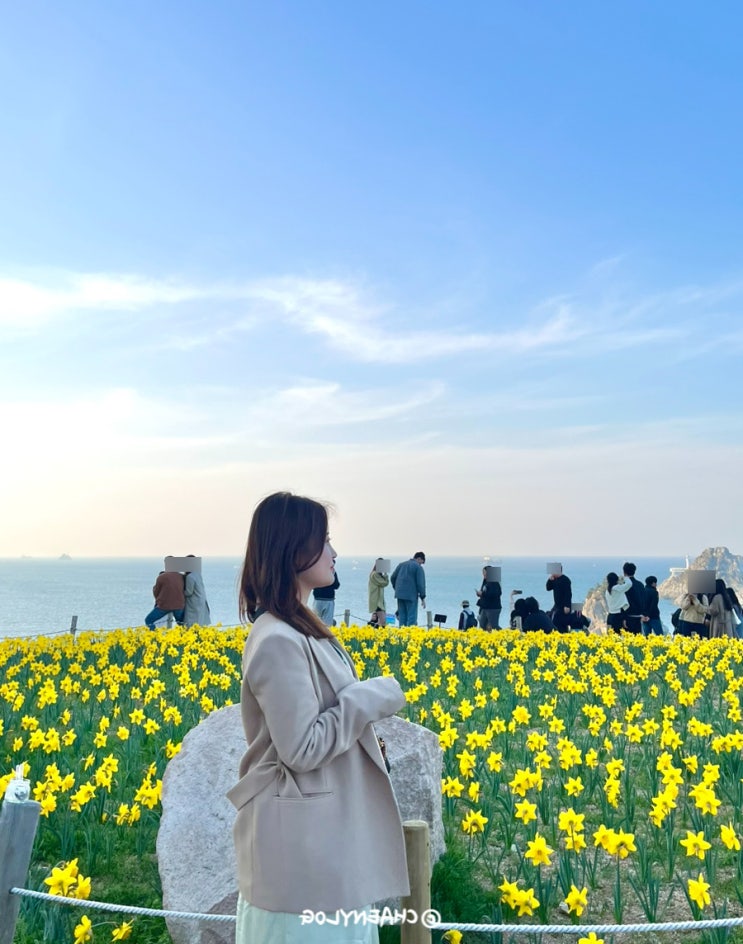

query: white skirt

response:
[235,895,380,944]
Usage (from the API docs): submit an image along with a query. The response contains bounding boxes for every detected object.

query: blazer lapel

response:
[307,636,357,691]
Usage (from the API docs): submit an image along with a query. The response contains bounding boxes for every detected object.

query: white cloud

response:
[246,276,584,362]
[260,380,444,427]
[2,265,741,369]
[0,271,215,327]
[0,377,445,490]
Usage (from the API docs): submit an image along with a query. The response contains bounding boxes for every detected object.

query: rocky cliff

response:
[657,547,743,601]
[583,582,608,633]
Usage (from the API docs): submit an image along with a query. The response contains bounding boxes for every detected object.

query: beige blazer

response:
[709,594,734,638]
[227,614,410,913]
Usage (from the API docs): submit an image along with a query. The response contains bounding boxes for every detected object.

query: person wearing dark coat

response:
[511,597,528,629]
[622,562,646,634]
[522,596,554,633]
[546,570,572,632]
[476,567,502,629]
[643,576,663,636]
[312,572,340,626]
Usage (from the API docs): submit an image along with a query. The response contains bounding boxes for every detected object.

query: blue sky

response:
[1,1,742,557]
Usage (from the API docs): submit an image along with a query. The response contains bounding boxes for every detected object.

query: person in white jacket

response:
[605,571,631,632]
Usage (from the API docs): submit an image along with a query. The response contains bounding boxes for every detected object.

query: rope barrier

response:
[431,915,743,935]
[12,888,743,935]
[9,887,235,923]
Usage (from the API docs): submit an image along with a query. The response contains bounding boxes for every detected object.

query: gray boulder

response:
[157,705,444,944]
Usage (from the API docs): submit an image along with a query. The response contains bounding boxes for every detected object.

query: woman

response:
[183,556,211,627]
[228,492,409,943]
[728,586,743,639]
[521,596,554,633]
[709,578,734,638]
[368,559,389,628]
[604,572,630,632]
[677,592,709,638]
[476,567,502,630]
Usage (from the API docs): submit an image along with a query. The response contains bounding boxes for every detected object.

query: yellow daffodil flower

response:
[524,833,553,866]
[687,873,711,910]
[564,884,588,916]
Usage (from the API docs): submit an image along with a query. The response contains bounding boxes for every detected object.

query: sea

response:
[0,555,685,639]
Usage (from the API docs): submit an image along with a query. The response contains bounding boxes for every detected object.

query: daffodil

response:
[514,799,537,824]
[44,863,77,897]
[688,873,711,910]
[524,833,553,866]
[456,749,477,779]
[112,920,134,940]
[564,884,588,916]
[558,809,585,834]
[680,830,712,860]
[498,877,519,908]
[511,886,539,916]
[441,776,464,798]
[461,809,488,834]
[486,751,503,772]
[721,822,741,851]
[73,915,93,943]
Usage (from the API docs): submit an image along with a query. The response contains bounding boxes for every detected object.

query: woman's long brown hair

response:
[239,491,335,640]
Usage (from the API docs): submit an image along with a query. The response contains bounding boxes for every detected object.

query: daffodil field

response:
[3,625,743,944]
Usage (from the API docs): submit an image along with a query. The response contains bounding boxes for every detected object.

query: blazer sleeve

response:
[247,633,406,774]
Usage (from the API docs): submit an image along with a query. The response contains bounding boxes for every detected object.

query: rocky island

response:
[581,546,742,633]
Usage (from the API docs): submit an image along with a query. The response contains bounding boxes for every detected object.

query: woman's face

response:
[298,538,336,594]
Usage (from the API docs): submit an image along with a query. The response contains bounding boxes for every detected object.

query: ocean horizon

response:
[0,554,686,638]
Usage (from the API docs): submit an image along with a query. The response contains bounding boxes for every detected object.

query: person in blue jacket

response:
[390,553,426,627]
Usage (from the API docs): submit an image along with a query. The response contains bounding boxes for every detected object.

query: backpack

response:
[464,611,478,629]
[671,608,681,629]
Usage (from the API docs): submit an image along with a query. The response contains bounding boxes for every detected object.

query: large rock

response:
[658,547,743,602]
[157,705,444,944]
[377,713,445,865]
[582,582,608,633]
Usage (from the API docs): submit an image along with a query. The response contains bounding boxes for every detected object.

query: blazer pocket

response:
[274,793,340,895]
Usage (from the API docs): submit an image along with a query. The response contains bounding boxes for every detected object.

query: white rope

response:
[10,887,235,923]
[14,887,743,934]
[432,914,743,934]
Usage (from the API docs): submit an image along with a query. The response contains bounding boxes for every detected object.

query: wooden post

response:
[69,615,78,641]
[343,609,351,626]
[401,820,432,944]
[0,798,42,944]
[426,610,433,629]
